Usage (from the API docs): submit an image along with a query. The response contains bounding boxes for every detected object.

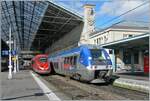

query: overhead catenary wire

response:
[72,0,149,34]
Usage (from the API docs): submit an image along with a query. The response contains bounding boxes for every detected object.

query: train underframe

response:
[66,68,113,83]
[94,69,113,82]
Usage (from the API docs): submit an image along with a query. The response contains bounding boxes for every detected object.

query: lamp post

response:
[13,38,17,74]
[16,47,19,72]
[8,26,13,79]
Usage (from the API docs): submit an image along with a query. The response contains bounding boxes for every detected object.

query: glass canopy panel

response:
[1,1,49,50]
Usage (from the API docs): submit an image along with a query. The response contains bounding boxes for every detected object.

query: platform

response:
[112,71,149,93]
[0,70,51,100]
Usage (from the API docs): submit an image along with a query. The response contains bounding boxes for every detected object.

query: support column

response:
[13,39,17,74]
[131,51,135,73]
[139,50,143,71]
[112,49,116,72]
[119,49,124,69]
[8,26,13,79]
[16,54,19,72]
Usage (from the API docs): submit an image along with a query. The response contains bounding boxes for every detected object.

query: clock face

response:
[88,8,94,16]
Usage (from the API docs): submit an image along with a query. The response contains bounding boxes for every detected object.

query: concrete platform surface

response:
[0,70,49,100]
[112,74,149,93]
[115,71,149,81]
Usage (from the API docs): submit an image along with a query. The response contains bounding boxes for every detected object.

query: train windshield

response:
[39,57,47,62]
[90,49,107,65]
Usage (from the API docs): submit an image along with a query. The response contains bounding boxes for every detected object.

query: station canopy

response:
[1,1,83,51]
[101,33,149,51]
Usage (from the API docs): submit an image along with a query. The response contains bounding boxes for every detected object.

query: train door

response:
[69,56,78,70]
[60,57,64,71]
[59,57,64,74]
[75,54,80,70]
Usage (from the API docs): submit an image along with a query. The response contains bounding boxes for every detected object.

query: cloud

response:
[51,0,150,27]
[96,0,150,25]
[97,0,144,15]
[96,0,150,21]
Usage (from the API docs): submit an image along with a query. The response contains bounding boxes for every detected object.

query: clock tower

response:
[79,4,95,45]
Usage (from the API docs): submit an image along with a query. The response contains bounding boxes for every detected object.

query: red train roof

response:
[32,54,48,61]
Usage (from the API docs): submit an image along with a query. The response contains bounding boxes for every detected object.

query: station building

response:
[89,21,149,73]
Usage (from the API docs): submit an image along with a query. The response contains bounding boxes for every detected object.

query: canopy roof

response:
[1,1,83,51]
[101,33,149,50]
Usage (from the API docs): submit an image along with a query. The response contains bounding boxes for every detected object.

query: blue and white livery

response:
[48,45,113,82]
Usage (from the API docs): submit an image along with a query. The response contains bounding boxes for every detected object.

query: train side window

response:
[65,57,68,64]
[54,62,59,69]
[56,63,59,69]
[64,57,66,64]
[65,57,67,64]
[53,63,55,68]
[63,58,65,64]
[70,56,73,65]
[67,57,70,64]
[68,57,70,64]
[72,56,74,65]
[66,57,68,64]
[64,57,68,64]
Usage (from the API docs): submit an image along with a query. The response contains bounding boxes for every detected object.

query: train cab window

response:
[91,49,102,59]
[109,50,113,54]
[39,57,47,62]
[91,49,107,65]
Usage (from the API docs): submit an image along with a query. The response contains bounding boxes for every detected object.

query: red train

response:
[31,54,51,74]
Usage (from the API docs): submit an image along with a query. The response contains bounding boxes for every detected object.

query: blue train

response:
[48,45,113,83]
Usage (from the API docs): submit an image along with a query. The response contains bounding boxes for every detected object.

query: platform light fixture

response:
[8,26,13,79]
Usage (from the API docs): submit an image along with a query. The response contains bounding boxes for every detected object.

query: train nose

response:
[40,63,48,70]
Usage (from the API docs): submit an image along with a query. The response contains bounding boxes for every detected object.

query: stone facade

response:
[90,27,149,45]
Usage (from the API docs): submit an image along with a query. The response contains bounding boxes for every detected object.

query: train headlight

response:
[88,57,92,60]
[39,66,44,70]
[109,65,112,69]
[92,65,96,70]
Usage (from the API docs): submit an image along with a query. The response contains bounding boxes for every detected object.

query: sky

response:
[51,0,150,30]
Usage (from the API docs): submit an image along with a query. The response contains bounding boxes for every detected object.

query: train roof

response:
[32,54,48,60]
[49,45,102,58]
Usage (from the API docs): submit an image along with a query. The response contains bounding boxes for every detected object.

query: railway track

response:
[41,74,149,100]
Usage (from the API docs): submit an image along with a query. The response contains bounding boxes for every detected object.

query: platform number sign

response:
[2,50,9,56]
[2,50,17,56]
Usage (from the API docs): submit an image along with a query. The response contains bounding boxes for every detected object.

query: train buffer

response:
[0,70,61,100]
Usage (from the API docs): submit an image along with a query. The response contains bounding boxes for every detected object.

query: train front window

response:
[39,57,47,62]
[90,49,106,65]
[91,49,102,59]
